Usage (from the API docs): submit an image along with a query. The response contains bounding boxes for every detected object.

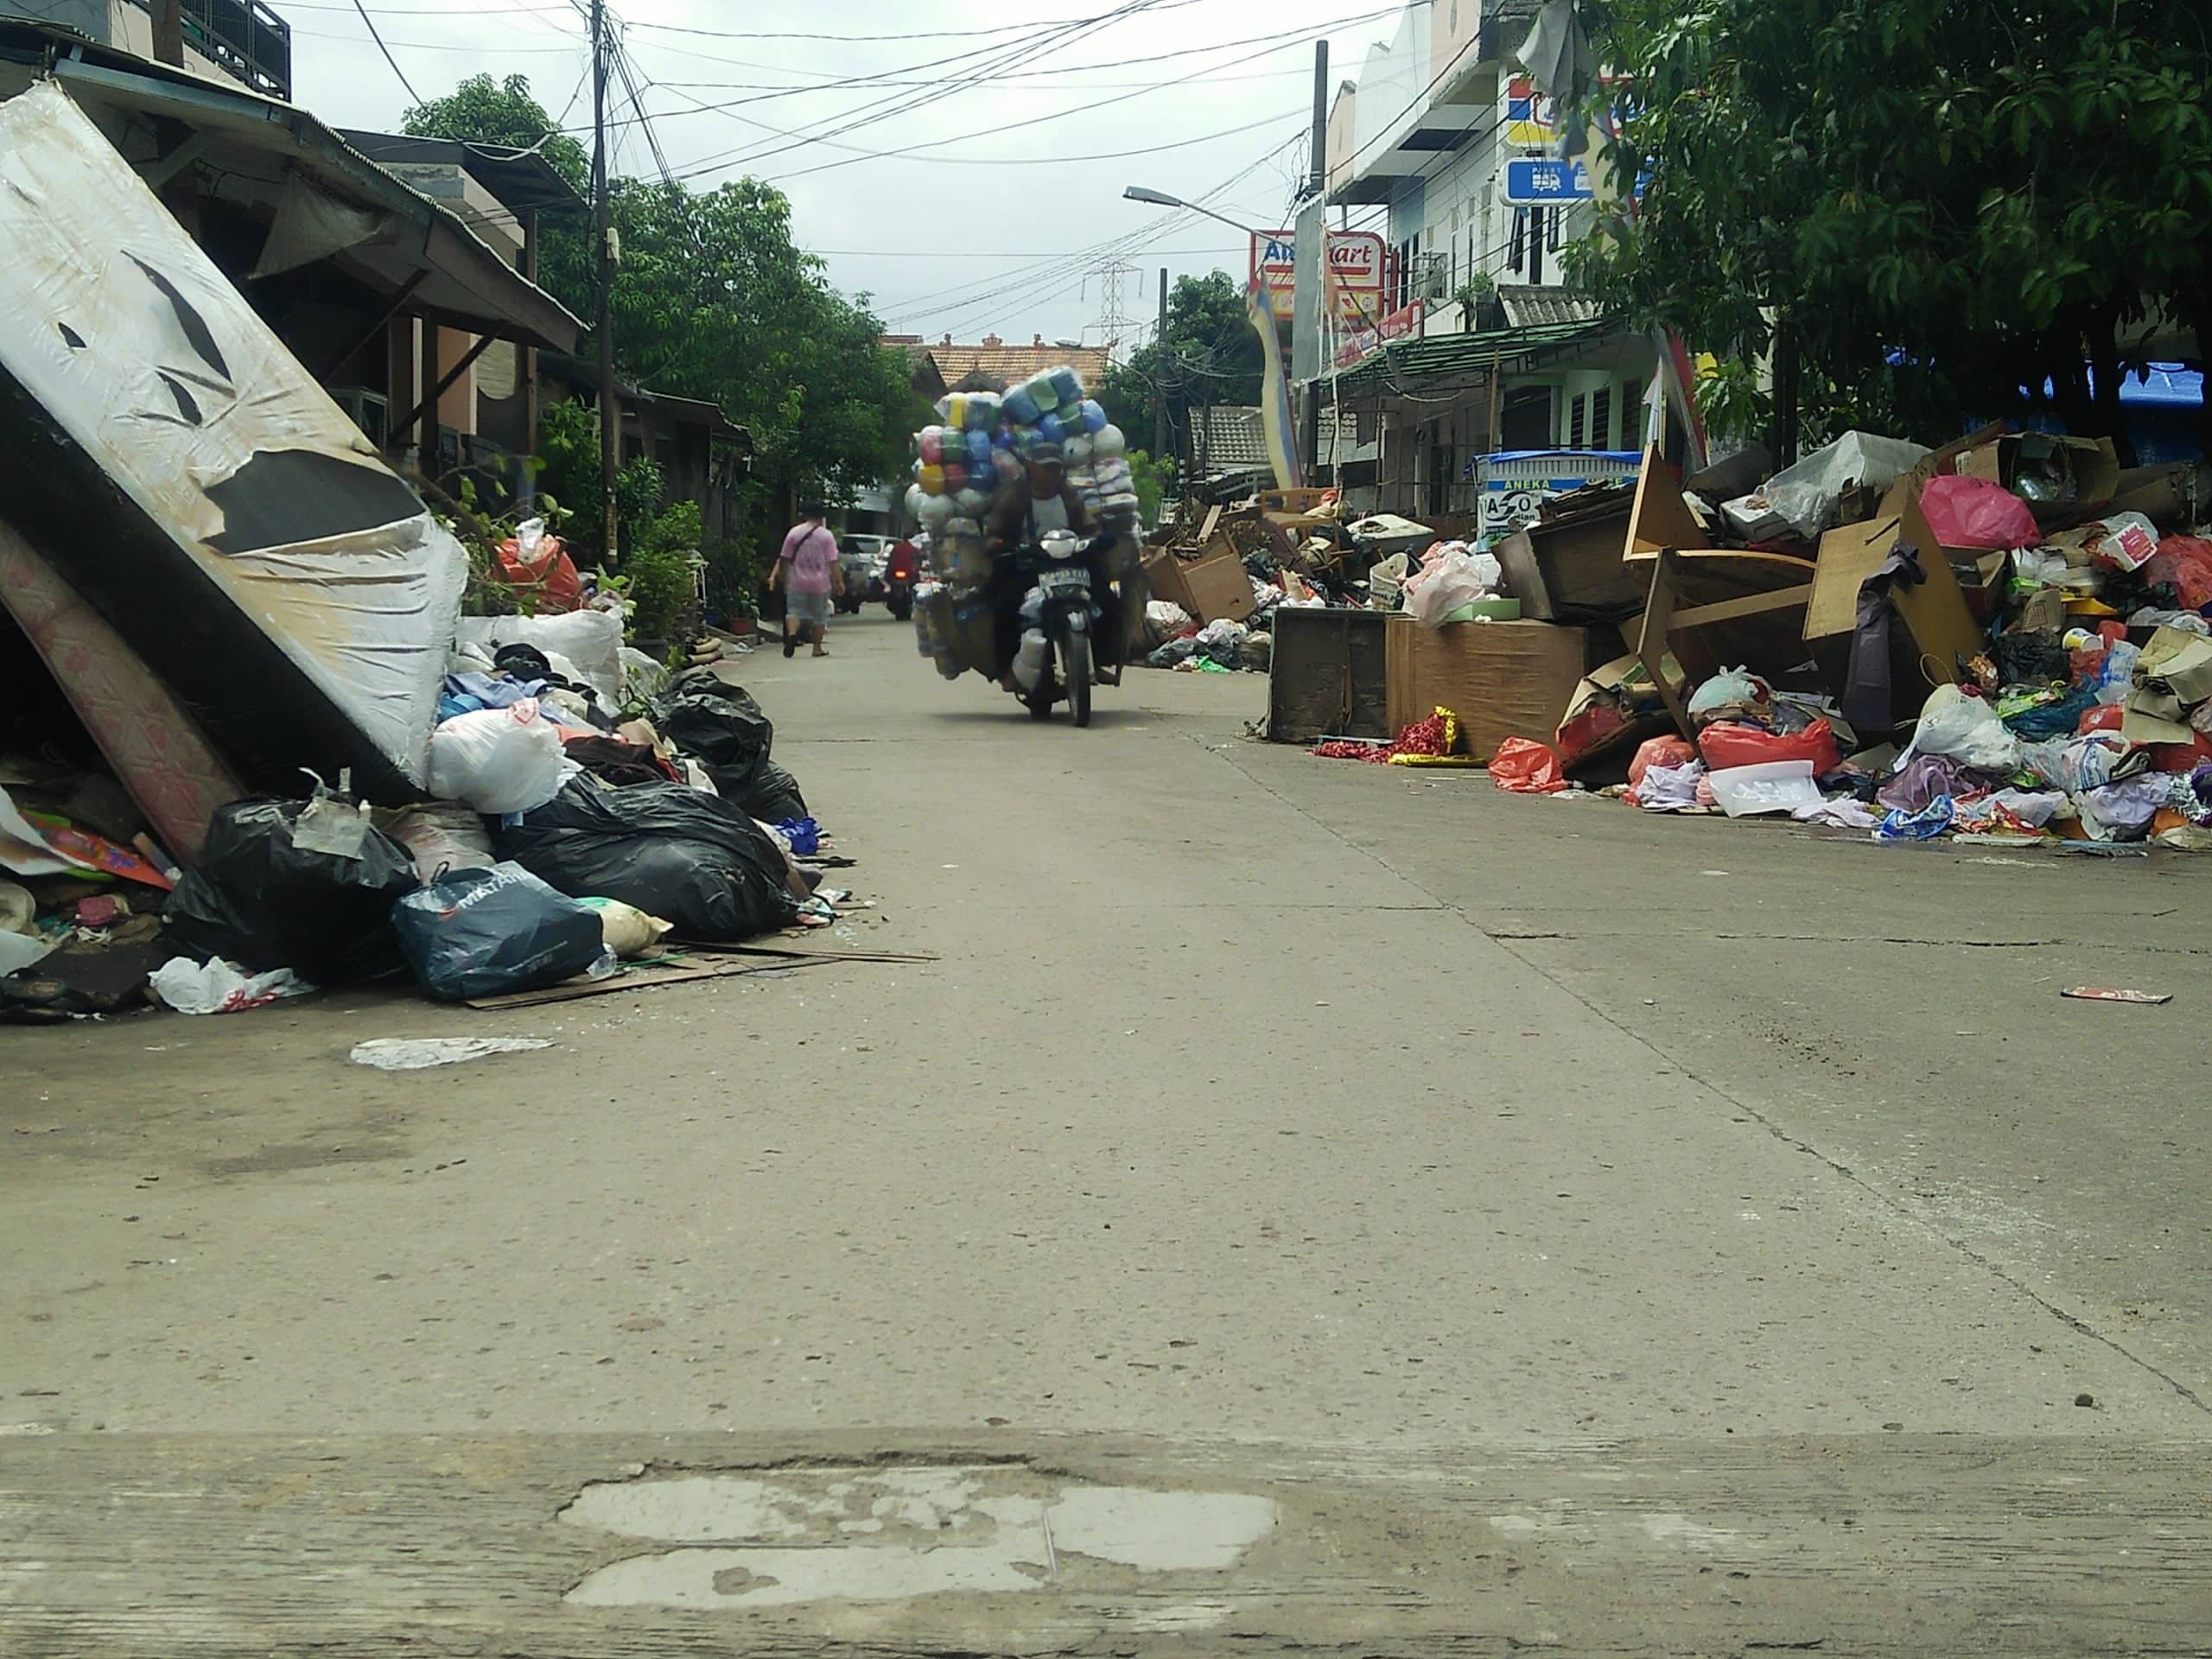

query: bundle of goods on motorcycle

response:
[906,361,1135,679]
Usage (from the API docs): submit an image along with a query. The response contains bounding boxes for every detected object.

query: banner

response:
[1248,275,1300,490]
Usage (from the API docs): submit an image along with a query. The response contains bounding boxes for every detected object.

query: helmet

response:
[1040,528,1081,562]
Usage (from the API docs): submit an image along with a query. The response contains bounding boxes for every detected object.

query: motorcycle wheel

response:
[1063,629,1092,728]
[887,597,912,622]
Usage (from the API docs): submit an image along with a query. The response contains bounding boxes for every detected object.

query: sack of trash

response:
[391,861,608,1001]
[652,671,804,819]
[495,778,799,941]
[164,793,418,982]
[427,703,569,815]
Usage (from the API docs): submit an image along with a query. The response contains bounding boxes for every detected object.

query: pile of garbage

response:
[904,364,1143,683]
[2,636,847,1022]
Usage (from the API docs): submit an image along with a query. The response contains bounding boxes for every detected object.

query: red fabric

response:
[496,532,583,613]
[2079,702,2125,734]
[2153,733,2212,772]
[1923,475,2040,550]
[1490,736,1568,793]
[1697,718,1842,775]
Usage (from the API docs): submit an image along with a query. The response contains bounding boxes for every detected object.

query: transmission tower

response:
[1084,260,1141,359]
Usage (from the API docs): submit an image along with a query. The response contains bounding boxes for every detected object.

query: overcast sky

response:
[283,0,1403,351]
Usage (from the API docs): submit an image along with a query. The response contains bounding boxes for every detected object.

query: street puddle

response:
[560,1463,1275,1609]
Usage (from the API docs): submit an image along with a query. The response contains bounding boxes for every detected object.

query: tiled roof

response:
[926,340,1115,394]
[1499,285,1609,329]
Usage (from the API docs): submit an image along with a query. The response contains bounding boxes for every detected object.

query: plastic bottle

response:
[1050,365,1084,409]
[1013,627,1050,692]
[963,391,1001,431]
[1004,382,1040,425]
[918,462,945,497]
[1026,369,1062,416]
[940,394,963,430]
[918,426,944,464]
[1038,411,1066,447]
[1077,397,1106,434]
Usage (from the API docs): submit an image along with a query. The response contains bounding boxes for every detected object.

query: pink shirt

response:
[779,524,837,594]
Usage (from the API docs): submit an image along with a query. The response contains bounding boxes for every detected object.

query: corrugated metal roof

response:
[1192,406,1357,474]
[1330,316,1620,396]
[1499,285,1609,329]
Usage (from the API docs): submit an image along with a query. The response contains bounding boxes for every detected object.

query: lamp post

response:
[1124,187,1269,493]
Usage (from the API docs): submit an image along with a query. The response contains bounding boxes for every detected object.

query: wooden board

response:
[1384,615,1619,758]
[1266,606,1390,742]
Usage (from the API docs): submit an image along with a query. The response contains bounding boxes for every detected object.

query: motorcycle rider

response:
[983,442,1104,688]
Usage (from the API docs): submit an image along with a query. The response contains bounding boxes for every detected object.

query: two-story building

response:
[1309,0,1650,528]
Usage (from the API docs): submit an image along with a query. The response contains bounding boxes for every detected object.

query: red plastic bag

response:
[2078,702,2125,735]
[497,528,583,613]
[1628,735,1696,787]
[2142,537,2212,612]
[1490,736,1567,794]
[1697,718,1843,775]
[1922,475,2040,550]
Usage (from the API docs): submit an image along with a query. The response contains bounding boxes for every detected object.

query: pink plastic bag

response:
[1490,736,1567,794]
[1922,475,2040,550]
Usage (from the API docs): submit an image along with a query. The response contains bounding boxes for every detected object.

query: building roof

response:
[0,22,580,351]
[899,332,1113,394]
[1331,315,1623,397]
[1192,405,1357,480]
[339,130,587,216]
[1499,286,1609,330]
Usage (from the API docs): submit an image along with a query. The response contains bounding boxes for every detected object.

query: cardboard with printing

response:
[1385,616,1624,761]
[1143,545,1255,626]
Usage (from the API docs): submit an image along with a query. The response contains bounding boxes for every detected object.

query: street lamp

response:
[1122,184,1259,238]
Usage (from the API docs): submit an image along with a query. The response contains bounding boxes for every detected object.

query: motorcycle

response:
[1008,527,1117,728]
[883,540,920,622]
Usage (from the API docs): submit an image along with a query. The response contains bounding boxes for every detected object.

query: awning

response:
[0,23,579,353]
[1330,315,1624,397]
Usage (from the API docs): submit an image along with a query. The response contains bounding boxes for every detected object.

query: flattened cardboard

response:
[1384,616,1621,761]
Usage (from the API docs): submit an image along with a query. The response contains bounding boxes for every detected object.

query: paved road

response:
[5,609,2211,1654]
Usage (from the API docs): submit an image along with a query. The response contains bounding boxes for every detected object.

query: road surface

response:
[5,608,2210,1654]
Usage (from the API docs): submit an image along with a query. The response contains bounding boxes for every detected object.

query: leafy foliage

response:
[404,74,918,543]
[1096,272,1266,473]
[1566,0,2212,456]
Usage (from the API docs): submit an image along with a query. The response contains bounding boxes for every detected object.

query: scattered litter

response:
[349,1037,555,1070]
[149,957,312,1016]
[2060,987,2172,1006]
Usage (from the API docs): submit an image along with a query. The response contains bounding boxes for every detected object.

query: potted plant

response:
[1453,271,1500,332]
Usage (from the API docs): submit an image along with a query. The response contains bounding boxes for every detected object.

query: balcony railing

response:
[128,0,292,100]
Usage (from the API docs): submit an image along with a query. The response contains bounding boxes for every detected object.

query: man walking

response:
[771,504,843,658]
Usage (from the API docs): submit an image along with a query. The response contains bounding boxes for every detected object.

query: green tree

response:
[1097,272,1266,467]
[401,74,918,549]
[1566,0,2212,459]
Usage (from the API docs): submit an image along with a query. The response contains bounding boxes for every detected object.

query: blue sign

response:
[1503,159,1592,204]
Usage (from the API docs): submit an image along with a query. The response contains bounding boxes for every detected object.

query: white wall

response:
[1350,2,1433,170]
[103,1,248,90]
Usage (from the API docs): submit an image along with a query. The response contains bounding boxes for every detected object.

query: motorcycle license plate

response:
[1038,567,1090,594]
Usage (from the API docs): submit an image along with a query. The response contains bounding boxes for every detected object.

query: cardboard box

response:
[1802,485,1983,725]
[1384,616,1621,760]
[1955,433,2121,521]
[1143,545,1255,626]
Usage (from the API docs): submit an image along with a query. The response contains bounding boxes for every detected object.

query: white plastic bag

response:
[149,957,311,1014]
[1897,684,2023,775]
[1723,431,1930,543]
[1708,760,1822,817]
[1405,550,1503,627]
[427,705,568,814]
[2021,733,2130,793]
[456,610,625,702]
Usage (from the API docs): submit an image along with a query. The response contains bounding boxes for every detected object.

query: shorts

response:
[785,589,831,626]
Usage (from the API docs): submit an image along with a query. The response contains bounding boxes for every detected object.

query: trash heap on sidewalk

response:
[0,85,852,1022]
[1290,419,2212,851]
[905,363,1145,682]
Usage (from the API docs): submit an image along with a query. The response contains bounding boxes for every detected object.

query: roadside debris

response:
[349,1037,555,1071]
[2060,987,2173,1006]
[149,957,311,1016]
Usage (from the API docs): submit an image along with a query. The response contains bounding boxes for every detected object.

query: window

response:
[1592,387,1612,449]
[1499,385,1553,448]
[1567,394,1586,448]
[1621,378,1644,447]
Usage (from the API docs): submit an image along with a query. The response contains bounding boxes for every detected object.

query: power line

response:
[349,0,423,102]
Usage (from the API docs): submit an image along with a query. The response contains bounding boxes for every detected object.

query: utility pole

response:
[1303,39,1328,483]
[1153,266,1168,467]
[1308,39,1327,194]
[151,0,183,66]
[590,0,619,563]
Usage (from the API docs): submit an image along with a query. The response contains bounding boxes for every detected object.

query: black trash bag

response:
[742,758,807,823]
[1991,630,2071,690]
[495,779,798,941]
[163,797,418,982]
[654,678,776,799]
[391,861,607,1001]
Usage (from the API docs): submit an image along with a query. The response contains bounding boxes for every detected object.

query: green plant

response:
[700,534,760,623]
[1452,270,1497,329]
[1691,358,1771,444]
[620,499,702,642]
